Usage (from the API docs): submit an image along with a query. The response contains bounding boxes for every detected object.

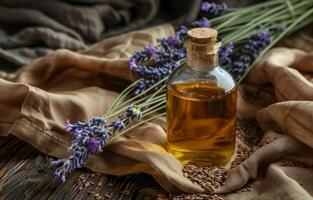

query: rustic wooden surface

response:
[0,136,165,200]
[0,119,264,200]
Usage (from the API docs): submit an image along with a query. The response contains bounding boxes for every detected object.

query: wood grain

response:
[0,136,159,200]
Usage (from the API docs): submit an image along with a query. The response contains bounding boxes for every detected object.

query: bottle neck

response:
[186,40,220,69]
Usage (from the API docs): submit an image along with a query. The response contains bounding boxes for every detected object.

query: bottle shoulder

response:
[167,63,236,93]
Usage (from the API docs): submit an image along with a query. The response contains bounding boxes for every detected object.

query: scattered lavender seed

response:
[236,119,263,147]
[85,182,91,187]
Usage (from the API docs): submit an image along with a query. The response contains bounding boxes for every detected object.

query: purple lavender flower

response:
[52,117,109,182]
[219,42,235,68]
[201,1,212,12]
[129,26,188,95]
[110,120,125,131]
[167,35,178,46]
[192,17,211,28]
[269,25,285,34]
[52,107,143,182]
[126,106,142,120]
[116,106,143,126]
[53,149,88,182]
[129,2,230,95]
[85,138,102,153]
[54,162,67,182]
[145,44,156,56]
[90,117,106,127]
[229,31,272,81]
[201,1,228,16]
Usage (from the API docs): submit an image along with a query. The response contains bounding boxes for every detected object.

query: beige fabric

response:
[217,47,313,199]
[0,23,204,193]
[217,134,313,199]
[0,22,313,198]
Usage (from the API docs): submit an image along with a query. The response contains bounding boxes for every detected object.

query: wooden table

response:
[0,136,165,200]
[0,119,263,199]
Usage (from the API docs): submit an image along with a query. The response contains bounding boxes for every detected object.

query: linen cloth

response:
[0,23,313,199]
[0,0,201,68]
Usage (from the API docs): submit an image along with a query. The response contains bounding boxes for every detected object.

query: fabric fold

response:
[0,0,201,68]
[1,22,313,198]
[87,123,205,193]
[215,47,313,198]
[216,135,313,194]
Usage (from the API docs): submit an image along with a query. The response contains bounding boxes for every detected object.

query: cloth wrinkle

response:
[0,0,200,68]
[0,21,313,199]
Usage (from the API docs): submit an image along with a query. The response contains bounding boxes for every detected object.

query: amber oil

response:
[166,28,237,166]
[167,82,236,165]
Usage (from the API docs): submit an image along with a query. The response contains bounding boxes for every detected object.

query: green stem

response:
[141,99,166,115]
[139,94,166,108]
[106,79,142,115]
[215,9,264,30]
[215,15,240,30]
[111,77,168,113]
[224,1,312,43]
[105,80,166,120]
[210,0,283,24]
[238,6,313,83]
[224,4,286,43]
[143,105,166,118]
[142,84,166,107]
[108,112,166,143]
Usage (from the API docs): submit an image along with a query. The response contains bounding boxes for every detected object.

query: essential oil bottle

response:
[166,28,237,166]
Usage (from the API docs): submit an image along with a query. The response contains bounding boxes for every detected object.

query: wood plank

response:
[0,138,27,176]
[0,137,158,200]
[0,136,14,148]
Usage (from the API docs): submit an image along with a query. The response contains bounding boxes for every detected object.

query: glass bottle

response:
[166,28,237,166]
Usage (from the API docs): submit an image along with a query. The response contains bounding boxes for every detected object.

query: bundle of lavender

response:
[52,0,313,181]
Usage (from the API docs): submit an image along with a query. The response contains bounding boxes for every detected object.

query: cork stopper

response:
[186,28,219,67]
[188,28,218,44]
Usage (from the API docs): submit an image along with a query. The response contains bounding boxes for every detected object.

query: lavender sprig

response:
[52,106,142,182]
[129,26,188,95]
[201,1,228,17]
[219,42,235,69]
[52,117,108,181]
[129,24,274,92]
[229,31,272,81]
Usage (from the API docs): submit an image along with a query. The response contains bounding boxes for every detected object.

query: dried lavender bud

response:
[85,138,102,153]
[52,106,143,181]
[129,26,188,94]
[192,17,211,28]
[229,31,272,81]
[267,25,285,34]
[110,120,126,131]
[219,42,235,70]
[52,117,109,181]
[201,1,228,17]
